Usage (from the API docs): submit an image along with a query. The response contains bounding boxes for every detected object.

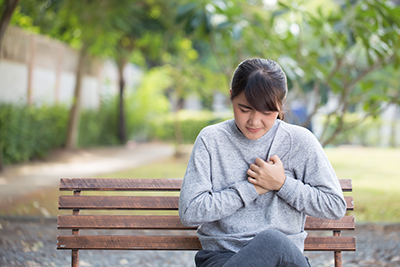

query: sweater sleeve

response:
[276,128,347,220]
[179,133,259,227]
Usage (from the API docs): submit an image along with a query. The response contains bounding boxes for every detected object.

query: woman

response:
[179,58,346,267]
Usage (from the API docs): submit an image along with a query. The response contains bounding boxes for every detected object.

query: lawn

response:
[1,146,399,222]
[324,146,400,222]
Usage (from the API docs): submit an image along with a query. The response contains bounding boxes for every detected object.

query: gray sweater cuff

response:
[230,181,259,206]
[276,175,298,202]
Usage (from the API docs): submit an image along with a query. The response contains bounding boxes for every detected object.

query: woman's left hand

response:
[247,155,286,192]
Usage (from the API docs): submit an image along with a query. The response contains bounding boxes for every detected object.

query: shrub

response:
[0,103,68,164]
[149,110,231,143]
[78,99,119,147]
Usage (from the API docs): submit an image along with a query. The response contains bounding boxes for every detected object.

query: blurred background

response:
[0,0,400,266]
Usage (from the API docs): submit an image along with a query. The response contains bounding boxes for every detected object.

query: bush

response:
[0,103,68,164]
[149,110,231,144]
[0,100,123,164]
[0,101,230,165]
[78,99,120,147]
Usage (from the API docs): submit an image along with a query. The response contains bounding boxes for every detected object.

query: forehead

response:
[233,91,276,111]
[232,92,249,105]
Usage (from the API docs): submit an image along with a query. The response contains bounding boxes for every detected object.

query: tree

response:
[0,0,20,48]
[177,0,400,146]
[16,0,135,149]
[111,0,171,144]
[263,0,400,145]
[0,0,21,171]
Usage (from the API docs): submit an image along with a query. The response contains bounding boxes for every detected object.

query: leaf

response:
[271,8,290,18]
[176,3,198,24]
[232,23,243,40]
[216,21,231,30]
[278,2,291,9]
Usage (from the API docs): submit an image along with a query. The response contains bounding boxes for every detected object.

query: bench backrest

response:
[57,178,355,267]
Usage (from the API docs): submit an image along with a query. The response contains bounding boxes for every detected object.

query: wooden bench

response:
[57,178,356,267]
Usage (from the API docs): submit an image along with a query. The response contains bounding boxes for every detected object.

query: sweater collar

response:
[229,118,281,145]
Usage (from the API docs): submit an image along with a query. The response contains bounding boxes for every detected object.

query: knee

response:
[255,229,288,248]
[257,229,285,240]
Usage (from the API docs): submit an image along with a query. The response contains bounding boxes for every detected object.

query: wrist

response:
[276,176,286,192]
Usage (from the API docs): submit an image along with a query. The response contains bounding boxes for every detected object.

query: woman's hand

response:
[247,155,286,195]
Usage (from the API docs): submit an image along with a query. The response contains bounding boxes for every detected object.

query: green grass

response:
[324,146,400,223]
[97,155,189,179]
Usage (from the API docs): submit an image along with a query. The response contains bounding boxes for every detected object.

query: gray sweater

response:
[179,119,346,253]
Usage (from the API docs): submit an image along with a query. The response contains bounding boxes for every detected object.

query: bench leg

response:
[333,231,342,267]
[72,249,79,267]
[334,251,342,267]
[71,191,81,267]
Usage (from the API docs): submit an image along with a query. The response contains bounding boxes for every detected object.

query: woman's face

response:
[232,91,279,140]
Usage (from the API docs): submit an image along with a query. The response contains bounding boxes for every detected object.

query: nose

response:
[248,111,262,126]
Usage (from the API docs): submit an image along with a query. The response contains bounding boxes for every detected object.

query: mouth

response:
[246,127,261,133]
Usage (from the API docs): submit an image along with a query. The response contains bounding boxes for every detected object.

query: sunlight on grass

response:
[97,155,189,179]
[325,146,400,222]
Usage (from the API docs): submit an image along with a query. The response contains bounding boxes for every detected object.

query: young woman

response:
[179,58,346,267]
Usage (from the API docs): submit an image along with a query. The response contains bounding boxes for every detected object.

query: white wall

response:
[0,26,141,109]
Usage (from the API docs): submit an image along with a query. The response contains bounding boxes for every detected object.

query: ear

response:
[230,89,232,96]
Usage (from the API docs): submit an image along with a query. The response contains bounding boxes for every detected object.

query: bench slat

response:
[339,179,352,192]
[58,196,179,210]
[57,215,355,231]
[57,215,192,230]
[59,196,354,210]
[304,216,355,230]
[60,178,352,192]
[57,235,201,250]
[57,235,355,251]
[60,178,182,191]
[345,196,354,210]
[304,236,356,251]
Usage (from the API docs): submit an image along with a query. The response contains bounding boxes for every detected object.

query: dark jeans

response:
[195,229,311,267]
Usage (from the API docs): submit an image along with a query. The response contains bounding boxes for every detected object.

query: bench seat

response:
[57,178,356,267]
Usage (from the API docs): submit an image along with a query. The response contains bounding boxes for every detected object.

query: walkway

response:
[0,142,175,202]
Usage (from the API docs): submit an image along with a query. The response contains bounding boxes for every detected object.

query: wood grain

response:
[59,195,353,210]
[58,215,355,231]
[60,178,352,192]
[57,235,356,251]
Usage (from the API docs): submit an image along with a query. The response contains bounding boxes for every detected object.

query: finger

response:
[248,176,257,184]
[249,163,259,172]
[269,155,281,164]
[247,168,255,177]
[254,158,266,167]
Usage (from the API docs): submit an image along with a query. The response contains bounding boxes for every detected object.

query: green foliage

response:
[78,98,120,147]
[0,98,155,164]
[124,67,171,141]
[149,110,230,144]
[0,103,68,164]
[319,113,382,147]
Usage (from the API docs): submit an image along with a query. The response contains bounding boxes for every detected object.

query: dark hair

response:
[230,58,287,120]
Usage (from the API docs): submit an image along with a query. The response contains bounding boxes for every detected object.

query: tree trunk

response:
[173,96,185,158]
[0,140,3,172]
[65,44,88,150]
[116,59,127,144]
[390,104,398,148]
[0,0,20,49]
